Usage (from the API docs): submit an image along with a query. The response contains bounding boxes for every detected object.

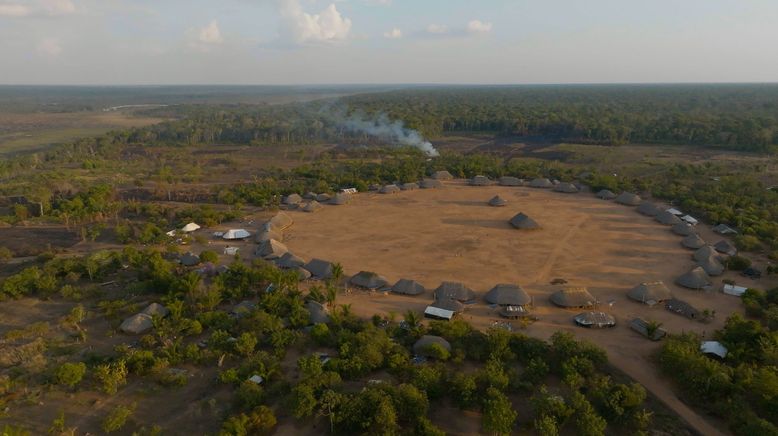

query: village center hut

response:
[432,170,454,180]
[550,287,597,309]
[256,228,283,243]
[328,193,351,205]
[554,182,579,193]
[276,252,306,269]
[637,202,661,217]
[656,210,683,225]
[574,311,616,328]
[379,184,401,194]
[499,176,522,186]
[681,234,706,250]
[485,284,531,306]
[302,200,323,213]
[420,179,442,189]
[256,239,288,260]
[509,212,540,230]
[529,178,554,188]
[429,298,465,313]
[672,222,695,236]
[350,271,390,290]
[305,301,330,324]
[391,279,426,296]
[630,318,667,341]
[676,266,712,289]
[303,192,317,200]
[181,222,201,233]
[303,258,334,280]
[283,193,303,206]
[488,195,508,207]
[180,252,201,267]
[714,240,737,256]
[433,281,476,303]
[470,175,491,186]
[119,313,154,335]
[693,246,720,263]
[267,212,294,231]
[223,229,251,240]
[627,281,673,305]
[413,335,451,356]
[596,189,617,200]
[316,193,331,203]
[400,182,419,191]
[615,192,642,206]
[697,255,725,276]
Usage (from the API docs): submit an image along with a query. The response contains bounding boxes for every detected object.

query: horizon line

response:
[1,81,778,88]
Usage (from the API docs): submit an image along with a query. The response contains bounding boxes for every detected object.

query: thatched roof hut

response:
[681,234,706,250]
[554,182,579,194]
[276,252,305,269]
[509,212,540,230]
[697,256,725,276]
[420,179,442,189]
[550,287,596,308]
[630,318,667,341]
[615,192,642,206]
[120,313,154,334]
[430,298,465,313]
[349,271,390,290]
[714,240,737,256]
[316,193,331,202]
[499,305,530,319]
[303,258,333,279]
[499,176,522,186]
[302,200,323,213]
[267,212,293,230]
[596,189,617,200]
[400,182,419,191]
[303,192,317,200]
[413,335,451,355]
[295,267,312,281]
[431,170,453,180]
[637,202,661,217]
[656,211,682,225]
[676,267,711,289]
[574,311,616,328]
[283,194,303,205]
[627,281,672,304]
[488,195,507,207]
[256,239,288,260]
[256,228,283,243]
[665,298,701,319]
[433,282,476,302]
[391,279,426,296]
[529,178,553,188]
[305,301,330,324]
[470,175,491,186]
[693,246,720,262]
[484,284,531,306]
[672,223,695,236]
[379,184,401,194]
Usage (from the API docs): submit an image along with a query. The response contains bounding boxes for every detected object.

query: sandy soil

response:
[281,181,761,436]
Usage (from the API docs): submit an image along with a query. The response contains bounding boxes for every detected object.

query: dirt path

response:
[533,215,587,285]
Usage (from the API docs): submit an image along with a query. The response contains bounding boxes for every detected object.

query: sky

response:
[1,0,777,85]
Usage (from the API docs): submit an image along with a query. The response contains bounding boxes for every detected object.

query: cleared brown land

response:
[284,181,752,436]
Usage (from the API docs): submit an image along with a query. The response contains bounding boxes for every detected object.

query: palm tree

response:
[645,320,663,340]
[330,263,344,286]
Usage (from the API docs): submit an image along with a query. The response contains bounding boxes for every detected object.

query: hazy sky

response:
[1,0,777,85]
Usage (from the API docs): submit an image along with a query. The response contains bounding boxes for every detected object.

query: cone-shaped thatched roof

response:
[120,313,153,334]
[276,252,305,269]
[637,202,661,217]
[413,335,451,355]
[430,298,465,313]
[697,256,725,276]
[693,246,719,262]
[615,192,642,206]
[597,189,617,200]
[295,267,312,281]
[256,239,288,260]
[574,311,616,328]
[509,212,540,230]
[305,301,330,324]
[303,258,333,279]
[316,193,331,202]
[656,211,682,225]
[676,267,711,289]
[485,284,531,306]
[488,195,508,207]
[302,200,323,213]
[672,222,695,236]
[434,281,476,302]
[550,287,596,308]
[681,234,706,250]
[283,193,302,205]
[530,178,553,188]
[714,240,737,256]
[470,175,491,186]
[554,182,579,193]
[499,176,521,186]
[391,279,426,296]
[256,228,283,243]
[400,182,419,191]
[349,271,390,289]
[627,281,672,304]
[379,184,401,194]
[303,192,317,200]
[420,179,442,189]
[180,252,200,266]
[431,170,453,180]
[267,212,294,230]
[328,193,350,205]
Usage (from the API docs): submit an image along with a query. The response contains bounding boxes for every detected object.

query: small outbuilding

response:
[223,229,251,240]
[550,287,597,309]
[714,240,737,256]
[509,212,540,230]
[349,271,390,290]
[488,195,508,207]
[627,281,673,305]
[424,306,455,320]
[574,311,616,328]
[615,192,642,206]
[629,318,667,341]
[713,224,738,235]
[675,267,712,289]
[181,222,201,233]
[700,341,728,359]
[391,279,426,296]
[722,284,748,297]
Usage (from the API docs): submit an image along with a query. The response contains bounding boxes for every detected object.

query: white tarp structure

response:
[181,222,201,232]
[424,306,454,320]
[166,230,176,237]
[700,341,728,358]
[223,247,239,256]
[682,215,698,225]
[223,229,250,240]
[722,284,748,297]
[666,208,683,216]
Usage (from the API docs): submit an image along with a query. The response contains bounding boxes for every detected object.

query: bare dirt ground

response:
[282,181,769,436]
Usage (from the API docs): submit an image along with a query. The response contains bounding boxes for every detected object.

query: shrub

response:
[53,362,86,389]
[102,403,136,433]
[726,255,752,271]
[200,250,219,263]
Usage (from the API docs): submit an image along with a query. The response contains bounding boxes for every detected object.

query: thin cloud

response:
[199,20,223,44]
[426,24,448,35]
[467,20,492,34]
[37,37,62,56]
[279,0,352,45]
[383,28,402,39]
[0,0,75,17]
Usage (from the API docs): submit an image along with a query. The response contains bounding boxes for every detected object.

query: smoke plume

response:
[339,110,439,157]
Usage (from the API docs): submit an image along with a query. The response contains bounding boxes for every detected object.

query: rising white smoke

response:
[340,111,439,156]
